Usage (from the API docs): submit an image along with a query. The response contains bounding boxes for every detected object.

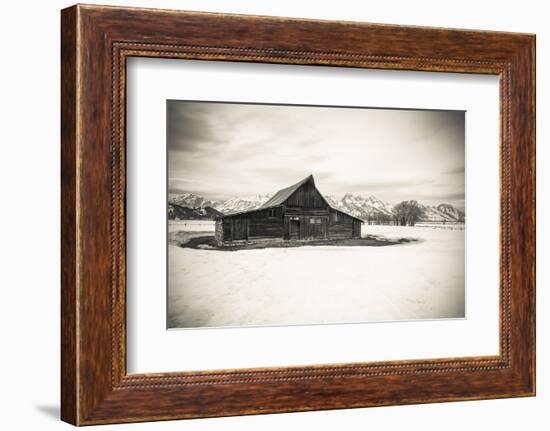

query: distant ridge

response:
[168,192,464,223]
[167,203,224,221]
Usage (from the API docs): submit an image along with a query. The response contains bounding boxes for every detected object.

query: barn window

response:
[268,209,276,217]
[332,212,340,222]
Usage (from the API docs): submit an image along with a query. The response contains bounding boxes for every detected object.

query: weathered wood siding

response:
[222,219,233,241]
[303,217,328,239]
[233,219,249,240]
[289,219,300,240]
[221,207,283,241]
[327,208,358,240]
[218,184,362,242]
[328,222,353,240]
[352,220,362,238]
[285,181,328,208]
[284,207,329,217]
[283,215,329,240]
[225,207,282,219]
[215,220,224,243]
[249,219,283,239]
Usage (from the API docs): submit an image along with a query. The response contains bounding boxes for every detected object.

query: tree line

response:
[364,200,425,226]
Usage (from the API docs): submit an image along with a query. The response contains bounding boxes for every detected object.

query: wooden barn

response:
[215,175,362,244]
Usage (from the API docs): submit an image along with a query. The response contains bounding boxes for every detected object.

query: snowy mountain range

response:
[325,193,393,220]
[167,202,224,220]
[214,194,273,215]
[168,193,218,209]
[168,192,464,222]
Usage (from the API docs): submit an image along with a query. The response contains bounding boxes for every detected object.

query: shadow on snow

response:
[169,231,421,252]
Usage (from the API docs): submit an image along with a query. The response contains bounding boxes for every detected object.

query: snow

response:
[215,193,272,214]
[168,224,465,328]
[168,220,215,233]
[169,190,464,222]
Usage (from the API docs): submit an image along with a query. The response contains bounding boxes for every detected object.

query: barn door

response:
[306,217,327,240]
[233,219,249,240]
[289,220,300,240]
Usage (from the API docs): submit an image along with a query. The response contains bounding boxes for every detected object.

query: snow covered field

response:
[168,224,465,328]
[168,220,215,233]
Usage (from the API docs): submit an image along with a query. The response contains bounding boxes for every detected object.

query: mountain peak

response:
[168,191,464,222]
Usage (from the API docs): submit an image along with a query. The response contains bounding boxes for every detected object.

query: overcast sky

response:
[167,101,465,208]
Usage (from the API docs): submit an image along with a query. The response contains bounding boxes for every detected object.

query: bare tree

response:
[365,212,393,225]
[392,200,425,226]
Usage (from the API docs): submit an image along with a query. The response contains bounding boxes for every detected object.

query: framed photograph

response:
[61,4,535,425]
[164,101,466,330]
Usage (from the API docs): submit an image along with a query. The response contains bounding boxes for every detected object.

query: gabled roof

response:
[220,174,363,222]
[331,207,364,223]
[258,174,316,209]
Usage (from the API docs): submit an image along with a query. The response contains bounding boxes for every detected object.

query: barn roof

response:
[258,174,317,209]
[220,174,363,222]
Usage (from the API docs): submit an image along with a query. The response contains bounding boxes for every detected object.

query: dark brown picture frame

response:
[61,4,535,426]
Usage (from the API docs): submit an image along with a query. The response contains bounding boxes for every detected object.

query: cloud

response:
[167,101,465,205]
[167,102,226,153]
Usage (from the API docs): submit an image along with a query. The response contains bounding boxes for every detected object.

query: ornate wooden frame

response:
[61,4,535,425]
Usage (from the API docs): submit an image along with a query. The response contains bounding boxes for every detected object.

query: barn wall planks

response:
[353,220,362,238]
[285,181,328,208]
[285,207,330,216]
[214,220,224,243]
[249,219,283,239]
[328,222,354,239]
[327,208,360,239]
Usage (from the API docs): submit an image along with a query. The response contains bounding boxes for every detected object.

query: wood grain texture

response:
[60,5,78,425]
[217,175,361,242]
[60,4,535,425]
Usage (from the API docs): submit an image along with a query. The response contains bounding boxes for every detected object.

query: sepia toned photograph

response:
[167,100,466,329]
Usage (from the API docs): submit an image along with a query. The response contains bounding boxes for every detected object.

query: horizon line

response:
[168,190,465,210]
